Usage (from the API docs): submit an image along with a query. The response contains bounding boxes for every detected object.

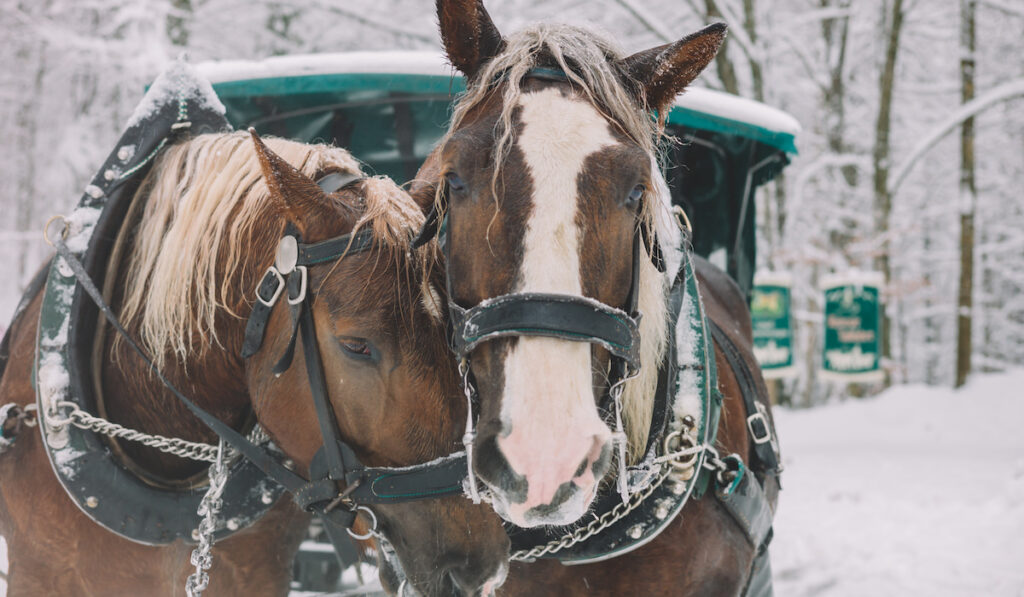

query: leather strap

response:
[708,319,780,476]
[241,269,284,358]
[298,297,348,482]
[298,228,375,266]
[449,293,641,370]
[52,239,310,496]
[310,443,469,505]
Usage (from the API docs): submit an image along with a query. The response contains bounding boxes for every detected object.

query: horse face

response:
[441,87,649,527]
[247,139,509,597]
[434,0,727,528]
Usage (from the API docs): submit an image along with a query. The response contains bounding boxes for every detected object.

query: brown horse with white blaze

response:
[410,2,781,594]
[0,131,508,596]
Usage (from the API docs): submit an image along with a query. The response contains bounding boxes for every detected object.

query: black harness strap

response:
[707,319,780,476]
[295,285,347,481]
[449,293,641,369]
[298,228,374,266]
[47,239,350,517]
[241,270,284,359]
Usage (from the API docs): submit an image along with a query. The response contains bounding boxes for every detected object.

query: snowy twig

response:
[705,0,761,63]
[889,78,1024,195]
[608,0,674,43]
[979,0,1024,18]
[298,0,434,43]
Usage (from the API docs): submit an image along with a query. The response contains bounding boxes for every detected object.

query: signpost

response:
[751,272,796,379]
[820,272,884,383]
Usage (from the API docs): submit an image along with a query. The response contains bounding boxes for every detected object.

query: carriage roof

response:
[197,51,799,155]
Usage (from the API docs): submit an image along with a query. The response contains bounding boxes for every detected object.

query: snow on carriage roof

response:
[196,51,800,153]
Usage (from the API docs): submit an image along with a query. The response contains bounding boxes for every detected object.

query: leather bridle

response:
[412,151,665,413]
[233,173,475,535]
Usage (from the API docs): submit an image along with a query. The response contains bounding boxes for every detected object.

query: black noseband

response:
[449,293,642,371]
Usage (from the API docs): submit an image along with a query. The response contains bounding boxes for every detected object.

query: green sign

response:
[821,273,884,382]
[751,273,795,379]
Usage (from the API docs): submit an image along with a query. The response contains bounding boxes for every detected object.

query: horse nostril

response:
[577,433,613,482]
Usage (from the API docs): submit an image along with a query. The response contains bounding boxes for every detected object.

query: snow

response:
[62,205,101,254]
[820,270,885,289]
[197,51,456,83]
[673,269,705,429]
[126,59,225,129]
[771,369,1024,596]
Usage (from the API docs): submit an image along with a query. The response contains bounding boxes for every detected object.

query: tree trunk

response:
[822,0,855,185]
[167,0,193,48]
[705,0,739,94]
[955,0,977,388]
[742,0,764,102]
[872,0,905,386]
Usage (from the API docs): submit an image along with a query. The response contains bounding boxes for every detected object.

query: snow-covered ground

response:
[3,371,1022,596]
[771,369,1024,596]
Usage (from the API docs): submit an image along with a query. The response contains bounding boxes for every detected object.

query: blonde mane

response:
[120,131,425,370]
[445,24,675,461]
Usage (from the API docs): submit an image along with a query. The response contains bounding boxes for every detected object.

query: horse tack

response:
[416,26,782,590]
[30,67,475,552]
[33,73,285,546]
[506,244,720,564]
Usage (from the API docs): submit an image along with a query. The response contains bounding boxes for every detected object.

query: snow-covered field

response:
[771,370,1024,596]
[2,371,1022,596]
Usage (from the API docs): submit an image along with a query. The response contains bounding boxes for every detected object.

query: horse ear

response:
[618,23,727,117]
[249,129,331,233]
[436,0,504,80]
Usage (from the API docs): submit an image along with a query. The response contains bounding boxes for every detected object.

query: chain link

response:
[46,399,267,463]
[511,463,674,561]
[509,435,719,562]
[186,440,228,597]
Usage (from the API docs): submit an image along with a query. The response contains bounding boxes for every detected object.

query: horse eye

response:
[445,172,467,192]
[339,339,372,358]
[626,184,644,208]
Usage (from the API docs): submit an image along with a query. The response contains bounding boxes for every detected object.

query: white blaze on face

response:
[495,88,617,524]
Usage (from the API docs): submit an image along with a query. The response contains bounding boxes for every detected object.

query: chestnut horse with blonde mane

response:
[0,130,508,596]
[408,2,782,594]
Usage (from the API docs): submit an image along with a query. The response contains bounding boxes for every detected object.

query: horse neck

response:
[98,210,277,478]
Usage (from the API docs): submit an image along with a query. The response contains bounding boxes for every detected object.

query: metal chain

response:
[46,399,267,463]
[511,463,674,562]
[509,438,735,562]
[186,440,229,597]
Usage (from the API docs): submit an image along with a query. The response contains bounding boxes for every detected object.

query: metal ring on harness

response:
[256,267,285,308]
[346,506,378,540]
[662,430,700,472]
[672,205,692,234]
[43,215,69,247]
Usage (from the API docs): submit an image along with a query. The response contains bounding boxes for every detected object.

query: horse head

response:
[122,129,508,596]
[425,0,726,528]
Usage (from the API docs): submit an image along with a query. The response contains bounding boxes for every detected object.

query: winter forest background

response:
[1,0,1021,405]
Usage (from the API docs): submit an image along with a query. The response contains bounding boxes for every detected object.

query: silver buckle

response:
[287,266,308,305]
[256,267,285,307]
[746,404,772,445]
